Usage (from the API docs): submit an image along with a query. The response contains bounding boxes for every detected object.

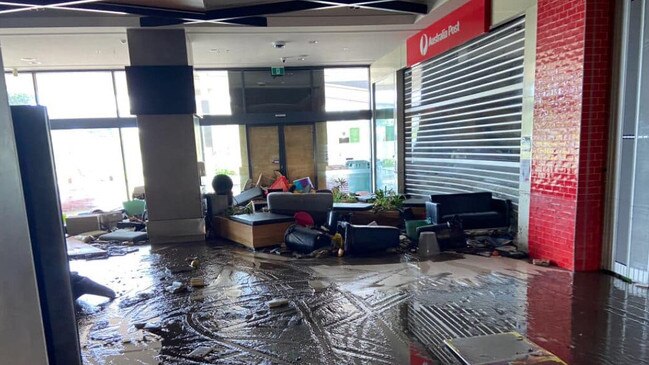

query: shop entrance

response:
[610,0,649,283]
[247,123,316,186]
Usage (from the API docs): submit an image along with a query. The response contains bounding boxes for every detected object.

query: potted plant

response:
[350,188,405,227]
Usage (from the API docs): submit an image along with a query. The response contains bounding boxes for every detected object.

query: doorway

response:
[611,0,649,283]
[247,123,316,186]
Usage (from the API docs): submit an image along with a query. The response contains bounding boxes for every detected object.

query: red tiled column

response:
[529,0,614,271]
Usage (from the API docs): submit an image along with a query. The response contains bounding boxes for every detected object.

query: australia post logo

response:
[418,20,461,57]
[419,34,429,56]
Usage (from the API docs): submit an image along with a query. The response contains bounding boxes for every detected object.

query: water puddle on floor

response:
[71,241,649,365]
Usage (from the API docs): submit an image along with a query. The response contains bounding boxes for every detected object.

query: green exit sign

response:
[271,66,285,76]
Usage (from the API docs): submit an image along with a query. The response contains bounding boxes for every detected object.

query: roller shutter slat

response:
[404,17,525,210]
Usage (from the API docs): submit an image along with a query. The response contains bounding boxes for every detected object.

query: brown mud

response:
[71,241,649,365]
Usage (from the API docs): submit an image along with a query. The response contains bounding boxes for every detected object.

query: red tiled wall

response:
[529,0,613,271]
[574,0,613,271]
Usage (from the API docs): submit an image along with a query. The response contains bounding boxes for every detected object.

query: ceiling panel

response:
[106,0,206,11]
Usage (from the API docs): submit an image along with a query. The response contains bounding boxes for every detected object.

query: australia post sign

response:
[406,0,490,67]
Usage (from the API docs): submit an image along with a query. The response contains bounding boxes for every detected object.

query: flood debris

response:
[190,277,206,287]
[165,281,186,294]
[308,280,330,292]
[532,259,551,267]
[267,298,289,308]
[188,346,214,358]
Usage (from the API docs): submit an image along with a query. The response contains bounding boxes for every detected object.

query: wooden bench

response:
[214,212,294,249]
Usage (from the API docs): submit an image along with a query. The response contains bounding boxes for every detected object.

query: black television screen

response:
[228,69,324,114]
[125,65,196,115]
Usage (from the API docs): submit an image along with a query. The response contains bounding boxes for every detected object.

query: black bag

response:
[284,225,331,253]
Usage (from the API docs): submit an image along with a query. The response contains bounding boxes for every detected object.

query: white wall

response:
[0,45,49,364]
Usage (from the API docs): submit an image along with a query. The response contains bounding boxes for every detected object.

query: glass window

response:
[36,72,117,119]
[201,124,245,194]
[51,129,127,215]
[194,71,231,116]
[374,74,398,192]
[317,120,372,193]
[4,72,36,105]
[120,127,144,196]
[324,68,370,112]
[114,71,132,117]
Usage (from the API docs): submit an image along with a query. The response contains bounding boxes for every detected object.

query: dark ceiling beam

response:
[0,0,102,6]
[305,0,428,14]
[138,1,327,28]
[140,15,267,27]
[204,1,328,20]
[74,2,206,20]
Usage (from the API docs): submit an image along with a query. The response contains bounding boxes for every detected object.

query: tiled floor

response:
[71,241,649,364]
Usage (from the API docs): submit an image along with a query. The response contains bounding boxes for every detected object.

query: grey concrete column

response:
[0,44,50,365]
[126,29,204,244]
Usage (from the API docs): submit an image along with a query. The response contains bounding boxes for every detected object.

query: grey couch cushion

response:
[267,192,333,225]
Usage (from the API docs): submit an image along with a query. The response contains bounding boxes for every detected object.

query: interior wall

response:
[0,45,50,365]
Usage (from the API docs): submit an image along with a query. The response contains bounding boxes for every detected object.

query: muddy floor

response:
[71,241,649,365]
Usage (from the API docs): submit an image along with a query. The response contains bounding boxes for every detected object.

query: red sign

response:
[406,0,491,67]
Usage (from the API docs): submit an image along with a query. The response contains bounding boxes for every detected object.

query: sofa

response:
[267,192,333,226]
[425,192,510,229]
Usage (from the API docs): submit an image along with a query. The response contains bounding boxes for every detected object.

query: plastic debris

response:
[532,259,551,267]
[166,281,186,293]
[188,346,213,358]
[267,298,289,308]
[190,277,206,288]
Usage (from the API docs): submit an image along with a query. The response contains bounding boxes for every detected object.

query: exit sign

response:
[271,66,285,76]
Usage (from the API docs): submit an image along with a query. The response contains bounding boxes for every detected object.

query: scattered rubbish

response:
[166,281,186,294]
[419,232,440,257]
[533,259,551,267]
[143,323,161,331]
[332,233,343,249]
[190,277,206,288]
[190,259,200,269]
[287,315,303,327]
[308,280,330,292]
[188,346,214,358]
[338,248,344,257]
[267,298,289,308]
[119,292,154,308]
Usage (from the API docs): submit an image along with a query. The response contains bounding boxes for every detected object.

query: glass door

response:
[284,124,316,183]
[247,124,316,187]
[373,74,398,192]
[247,125,281,183]
[612,0,649,283]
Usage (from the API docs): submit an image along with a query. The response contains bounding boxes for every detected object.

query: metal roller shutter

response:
[404,16,525,209]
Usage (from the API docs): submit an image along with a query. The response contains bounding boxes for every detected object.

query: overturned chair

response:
[340,222,400,255]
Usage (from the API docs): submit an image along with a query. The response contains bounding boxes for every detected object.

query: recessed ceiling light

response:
[309,40,318,44]
[342,47,350,51]
[20,57,36,62]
